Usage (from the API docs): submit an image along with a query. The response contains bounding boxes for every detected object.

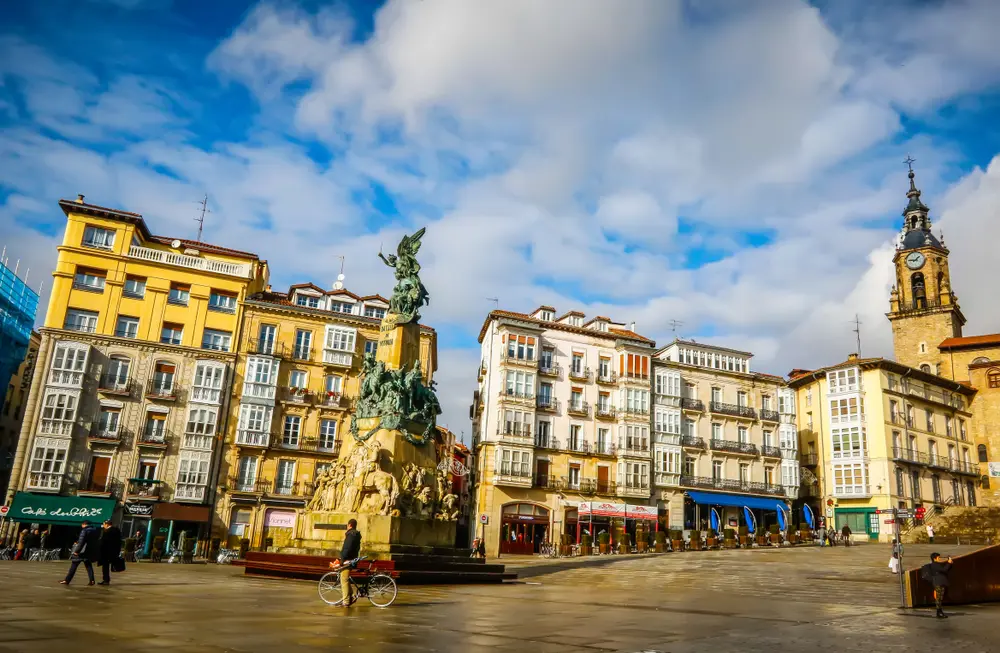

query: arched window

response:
[102,355,131,393]
[911,272,926,308]
[978,444,988,462]
[920,364,931,373]
[972,357,989,365]
[989,369,1000,389]
[937,271,944,295]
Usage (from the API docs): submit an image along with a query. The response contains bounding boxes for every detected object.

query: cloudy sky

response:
[3,0,1000,440]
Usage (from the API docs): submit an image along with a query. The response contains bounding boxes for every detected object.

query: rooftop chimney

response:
[629,321,636,332]
[847,353,859,361]
[76,194,85,203]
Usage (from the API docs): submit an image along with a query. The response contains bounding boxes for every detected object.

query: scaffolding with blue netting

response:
[0,258,39,400]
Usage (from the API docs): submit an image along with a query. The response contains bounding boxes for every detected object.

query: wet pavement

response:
[0,543,996,652]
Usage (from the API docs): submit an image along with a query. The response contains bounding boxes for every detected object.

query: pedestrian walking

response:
[922,552,953,618]
[14,528,28,560]
[841,524,852,547]
[98,520,123,585]
[926,524,935,544]
[818,525,827,547]
[60,520,100,586]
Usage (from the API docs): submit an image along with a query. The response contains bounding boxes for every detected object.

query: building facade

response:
[471,307,657,557]
[790,355,977,541]
[652,340,797,533]
[886,167,1000,505]
[1,332,40,498]
[215,283,436,550]
[4,196,267,549]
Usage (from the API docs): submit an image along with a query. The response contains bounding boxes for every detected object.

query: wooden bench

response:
[243,552,397,581]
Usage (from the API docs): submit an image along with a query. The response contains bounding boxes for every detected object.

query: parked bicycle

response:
[28,548,62,561]
[0,547,16,560]
[538,541,558,558]
[217,548,239,564]
[318,556,398,608]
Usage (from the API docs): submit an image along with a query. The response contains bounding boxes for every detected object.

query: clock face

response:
[905,252,925,270]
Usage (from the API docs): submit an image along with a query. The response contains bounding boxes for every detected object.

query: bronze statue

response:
[378,227,430,325]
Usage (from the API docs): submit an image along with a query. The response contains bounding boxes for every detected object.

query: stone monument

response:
[299,228,459,555]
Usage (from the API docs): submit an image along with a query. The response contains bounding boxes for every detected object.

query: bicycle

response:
[539,542,557,558]
[217,548,239,564]
[318,556,398,608]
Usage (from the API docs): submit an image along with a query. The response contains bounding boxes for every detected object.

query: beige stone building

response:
[886,166,1000,505]
[1,332,40,498]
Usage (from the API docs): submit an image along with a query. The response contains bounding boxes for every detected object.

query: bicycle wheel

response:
[366,573,397,608]
[318,572,346,606]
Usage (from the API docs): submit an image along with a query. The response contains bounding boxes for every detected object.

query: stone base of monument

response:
[299,512,457,556]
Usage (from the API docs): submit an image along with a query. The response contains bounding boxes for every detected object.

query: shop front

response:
[499,503,549,555]
[140,502,212,557]
[683,490,790,538]
[120,502,154,547]
[833,506,880,541]
[577,501,658,547]
[262,509,297,550]
[5,492,117,548]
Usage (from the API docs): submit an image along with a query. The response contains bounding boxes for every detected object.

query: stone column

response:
[2,332,53,543]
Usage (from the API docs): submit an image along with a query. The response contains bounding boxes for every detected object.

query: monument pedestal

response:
[298,512,456,558]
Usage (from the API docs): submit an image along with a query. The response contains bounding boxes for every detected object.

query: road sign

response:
[0,505,8,516]
[884,519,896,524]
[896,511,912,519]
[478,513,489,525]
[875,509,893,514]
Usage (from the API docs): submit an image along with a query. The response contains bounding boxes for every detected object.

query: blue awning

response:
[686,490,787,512]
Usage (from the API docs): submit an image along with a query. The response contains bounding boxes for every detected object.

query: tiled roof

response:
[478,310,654,346]
[359,294,389,303]
[147,236,259,260]
[60,198,142,218]
[557,310,586,320]
[939,333,1000,351]
[532,305,557,313]
[786,356,975,394]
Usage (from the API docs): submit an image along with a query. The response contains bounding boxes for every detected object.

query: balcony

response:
[538,363,561,379]
[498,424,533,444]
[655,472,681,487]
[892,446,928,465]
[77,479,118,496]
[128,244,252,278]
[291,347,314,362]
[98,375,133,396]
[710,439,759,456]
[681,435,706,449]
[583,479,617,495]
[323,349,354,368]
[761,445,782,458]
[242,381,276,402]
[595,404,616,419]
[618,441,650,457]
[681,398,705,412]
[567,400,590,417]
[710,402,757,419]
[236,429,272,448]
[655,393,681,408]
[498,389,535,406]
[800,453,819,466]
[680,475,786,497]
[833,486,870,499]
[89,425,124,444]
[267,480,313,498]
[228,476,270,493]
[654,431,681,446]
[138,430,170,448]
[174,484,207,502]
[245,338,288,358]
[568,366,591,382]
[951,460,978,476]
[536,396,560,412]
[800,484,821,498]
[619,373,650,386]
[617,482,650,498]
[890,412,915,428]
[927,454,951,470]
[595,370,617,385]
[760,409,780,423]
[495,468,533,487]
[145,380,178,401]
[500,351,537,368]
[533,475,562,490]
[281,386,314,404]
[620,407,650,421]
[126,478,161,500]
[319,392,345,410]
[26,472,62,492]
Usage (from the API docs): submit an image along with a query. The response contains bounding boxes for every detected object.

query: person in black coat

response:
[928,552,953,618]
[97,520,123,585]
[61,521,101,585]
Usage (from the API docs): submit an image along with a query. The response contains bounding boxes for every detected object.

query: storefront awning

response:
[685,490,787,512]
[7,492,116,525]
[578,502,657,520]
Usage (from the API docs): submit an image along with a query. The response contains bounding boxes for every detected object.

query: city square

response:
[1,544,997,653]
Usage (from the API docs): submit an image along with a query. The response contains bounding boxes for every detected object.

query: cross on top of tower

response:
[904,155,916,172]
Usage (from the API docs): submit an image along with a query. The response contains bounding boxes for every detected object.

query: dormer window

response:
[329,301,353,314]
[296,295,320,308]
[540,311,554,321]
[568,316,583,327]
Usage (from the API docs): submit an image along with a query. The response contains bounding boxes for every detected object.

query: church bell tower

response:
[886,160,966,372]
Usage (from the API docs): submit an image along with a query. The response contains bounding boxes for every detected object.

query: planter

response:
[724,538,737,549]
[618,543,629,555]
[739,536,748,547]
[706,537,718,549]
[788,533,799,545]
[599,544,610,554]
[769,534,781,545]
[799,529,811,543]
[637,541,648,553]
[671,539,683,551]
[655,542,666,553]
[560,545,572,556]
[756,535,767,547]
[689,539,703,551]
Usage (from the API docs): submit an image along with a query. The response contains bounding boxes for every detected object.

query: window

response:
[294,329,312,359]
[289,370,307,389]
[655,370,681,396]
[736,391,747,407]
[49,343,88,385]
[151,362,175,393]
[161,323,183,346]
[830,426,866,459]
[711,423,722,441]
[968,481,977,506]
[282,415,301,447]
[931,475,942,503]
[324,326,356,352]
[684,382,696,399]
[896,467,905,497]
[498,449,531,477]
[569,424,582,450]
[959,420,967,441]
[763,430,772,447]
[64,308,98,333]
[761,395,771,411]
[683,456,695,476]
[246,356,278,387]
[325,375,343,395]
[276,460,296,493]
[620,461,648,489]
[779,425,796,450]
[978,444,988,463]
[712,460,723,480]
[168,283,190,306]
[599,357,612,380]
[73,268,106,292]
[568,464,581,489]
[505,334,536,361]
[737,426,748,443]
[364,305,387,319]
[176,451,211,500]
[123,276,146,298]
[781,460,798,487]
[208,291,237,313]
[764,466,774,485]
[364,340,378,355]
[655,449,680,474]
[920,364,931,373]
[571,353,584,375]
[257,324,277,355]
[238,404,271,434]
[620,353,649,379]
[329,301,353,313]
[827,368,858,393]
[319,420,338,451]
[504,370,534,397]
[833,462,867,495]
[540,348,554,371]
[537,420,552,447]
[540,310,554,321]
[739,463,749,483]
[236,457,258,490]
[296,294,320,308]
[95,407,120,437]
[143,413,166,442]
[683,418,695,437]
[28,439,69,489]
[39,390,78,435]
[82,225,116,249]
[654,409,680,434]
[925,409,934,432]
[184,407,217,450]
[570,389,583,411]
[192,362,225,403]
[711,387,722,403]
[989,370,1000,389]
[596,427,609,453]
[829,397,861,424]
[202,329,231,352]
[114,316,139,339]
[622,388,649,413]
[504,410,530,436]
[621,424,648,450]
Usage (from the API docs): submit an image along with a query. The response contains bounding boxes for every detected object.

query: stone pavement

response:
[0,543,996,652]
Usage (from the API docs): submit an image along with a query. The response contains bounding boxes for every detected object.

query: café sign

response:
[8,492,115,525]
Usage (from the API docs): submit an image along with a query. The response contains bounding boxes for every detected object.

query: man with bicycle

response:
[329,519,362,607]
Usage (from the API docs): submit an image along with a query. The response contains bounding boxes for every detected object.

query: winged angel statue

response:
[378,227,430,324]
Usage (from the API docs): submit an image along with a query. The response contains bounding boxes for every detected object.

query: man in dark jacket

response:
[928,552,953,618]
[329,519,362,607]
[98,520,123,585]
[61,521,101,585]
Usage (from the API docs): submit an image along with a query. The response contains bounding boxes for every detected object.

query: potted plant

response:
[769,523,781,545]
[799,528,811,544]
[636,524,648,552]
[598,531,610,554]
[756,530,768,547]
[669,529,683,552]
[706,528,718,549]
[654,530,667,553]
[618,532,630,555]
[689,529,703,551]
[738,525,749,547]
[723,528,737,549]
[787,530,799,545]
[560,533,572,556]
[581,533,593,555]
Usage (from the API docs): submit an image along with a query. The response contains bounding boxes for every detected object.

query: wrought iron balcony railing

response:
[98,375,133,396]
[681,398,705,412]
[681,435,706,449]
[567,400,590,417]
[536,396,560,412]
[800,453,819,466]
[710,439,759,455]
[596,370,617,384]
[761,445,782,458]
[568,366,591,382]
[680,475,786,497]
[760,409,780,422]
[710,402,757,419]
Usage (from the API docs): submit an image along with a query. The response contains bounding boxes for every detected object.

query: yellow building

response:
[470,307,657,558]
[790,354,977,542]
[886,166,1000,504]
[5,195,266,551]
[1,331,40,498]
[215,283,437,550]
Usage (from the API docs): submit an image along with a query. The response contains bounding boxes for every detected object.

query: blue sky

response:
[3,0,1000,437]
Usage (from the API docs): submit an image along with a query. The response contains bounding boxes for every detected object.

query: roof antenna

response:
[668,319,684,334]
[852,314,863,356]
[486,297,499,310]
[194,194,211,242]
[333,256,346,290]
